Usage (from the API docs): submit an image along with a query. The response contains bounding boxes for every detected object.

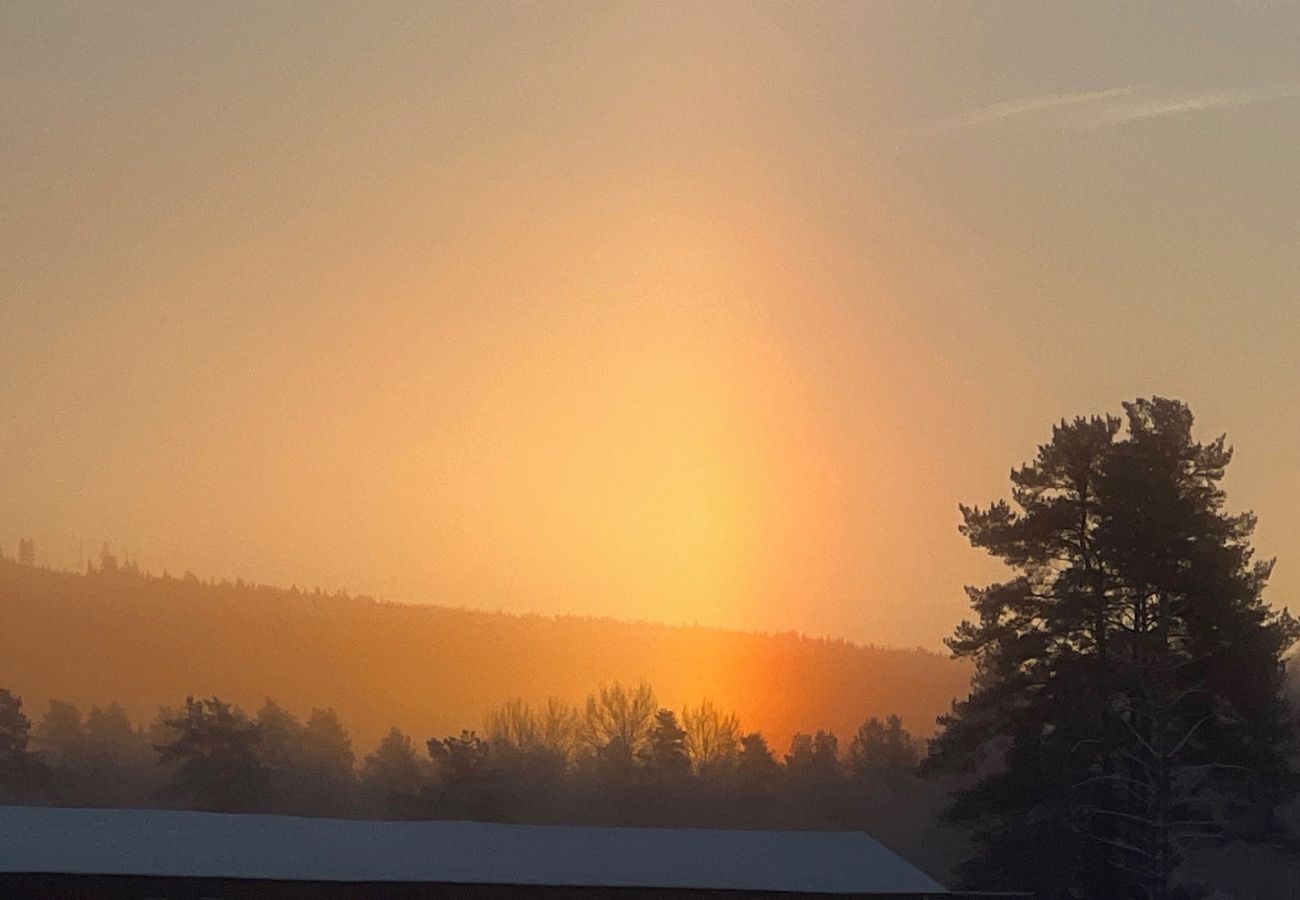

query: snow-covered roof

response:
[0,806,945,894]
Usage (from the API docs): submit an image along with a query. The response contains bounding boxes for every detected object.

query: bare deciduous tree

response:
[682,700,741,773]
[581,681,656,769]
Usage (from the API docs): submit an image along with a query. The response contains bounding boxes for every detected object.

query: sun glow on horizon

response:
[5,2,1296,650]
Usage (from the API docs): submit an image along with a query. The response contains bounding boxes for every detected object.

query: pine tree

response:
[428,730,490,782]
[928,398,1298,899]
[428,730,499,820]
[155,696,267,812]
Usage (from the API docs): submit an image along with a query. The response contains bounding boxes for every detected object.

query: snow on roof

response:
[0,806,945,894]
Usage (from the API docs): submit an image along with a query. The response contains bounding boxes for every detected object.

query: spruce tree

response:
[643,709,691,776]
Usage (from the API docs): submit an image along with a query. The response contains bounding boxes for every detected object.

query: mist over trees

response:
[1,397,1298,897]
[0,681,959,876]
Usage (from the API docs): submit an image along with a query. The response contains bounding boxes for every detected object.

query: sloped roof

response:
[0,806,945,895]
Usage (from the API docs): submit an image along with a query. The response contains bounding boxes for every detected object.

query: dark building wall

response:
[0,875,1017,900]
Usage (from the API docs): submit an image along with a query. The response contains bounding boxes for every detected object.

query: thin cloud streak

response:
[905,87,1132,135]
[908,86,1300,136]
[1075,87,1300,130]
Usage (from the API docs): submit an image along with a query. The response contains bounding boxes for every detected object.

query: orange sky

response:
[3,3,1298,649]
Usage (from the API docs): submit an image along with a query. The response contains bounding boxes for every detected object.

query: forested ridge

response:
[0,557,966,752]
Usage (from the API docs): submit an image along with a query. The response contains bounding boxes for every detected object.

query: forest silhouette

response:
[0,679,966,880]
[2,398,1299,898]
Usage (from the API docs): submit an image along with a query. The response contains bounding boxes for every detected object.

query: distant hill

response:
[0,560,970,753]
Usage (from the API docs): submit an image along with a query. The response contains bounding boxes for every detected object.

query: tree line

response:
[0,680,933,826]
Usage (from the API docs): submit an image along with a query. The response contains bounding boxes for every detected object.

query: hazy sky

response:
[3,2,1298,649]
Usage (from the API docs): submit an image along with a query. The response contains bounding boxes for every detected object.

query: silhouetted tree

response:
[682,701,741,774]
[785,732,813,769]
[484,699,569,782]
[303,709,355,780]
[813,731,839,772]
[486,699,542,749]
[928,398,1300,900]
[256,699,304,768]
[0,688,45,801]
[787,730,839,779]
[849,715,919,774]
[84,703,144,756]
[642,709,690,776]
[429,730,490,782]
[581,681,657,775]
[361,727,427,816]
[0,690,32,762]
[538,698,580,759]
[34,700,86,764]
[301,707,356,814]
[33,698,160,805]
[97,543,118,575]
[737,732,780,780]
[79,702,155,804]
[245,701,356,815]
[428,730,500,819]
[254,699,308,811]
[17,538,35,567]
[146,704,182,762]
[155,696,267,812]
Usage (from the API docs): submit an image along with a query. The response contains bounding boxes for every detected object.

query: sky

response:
[2,2,1298,650]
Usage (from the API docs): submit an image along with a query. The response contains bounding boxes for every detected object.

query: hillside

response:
[0,561,970,753]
